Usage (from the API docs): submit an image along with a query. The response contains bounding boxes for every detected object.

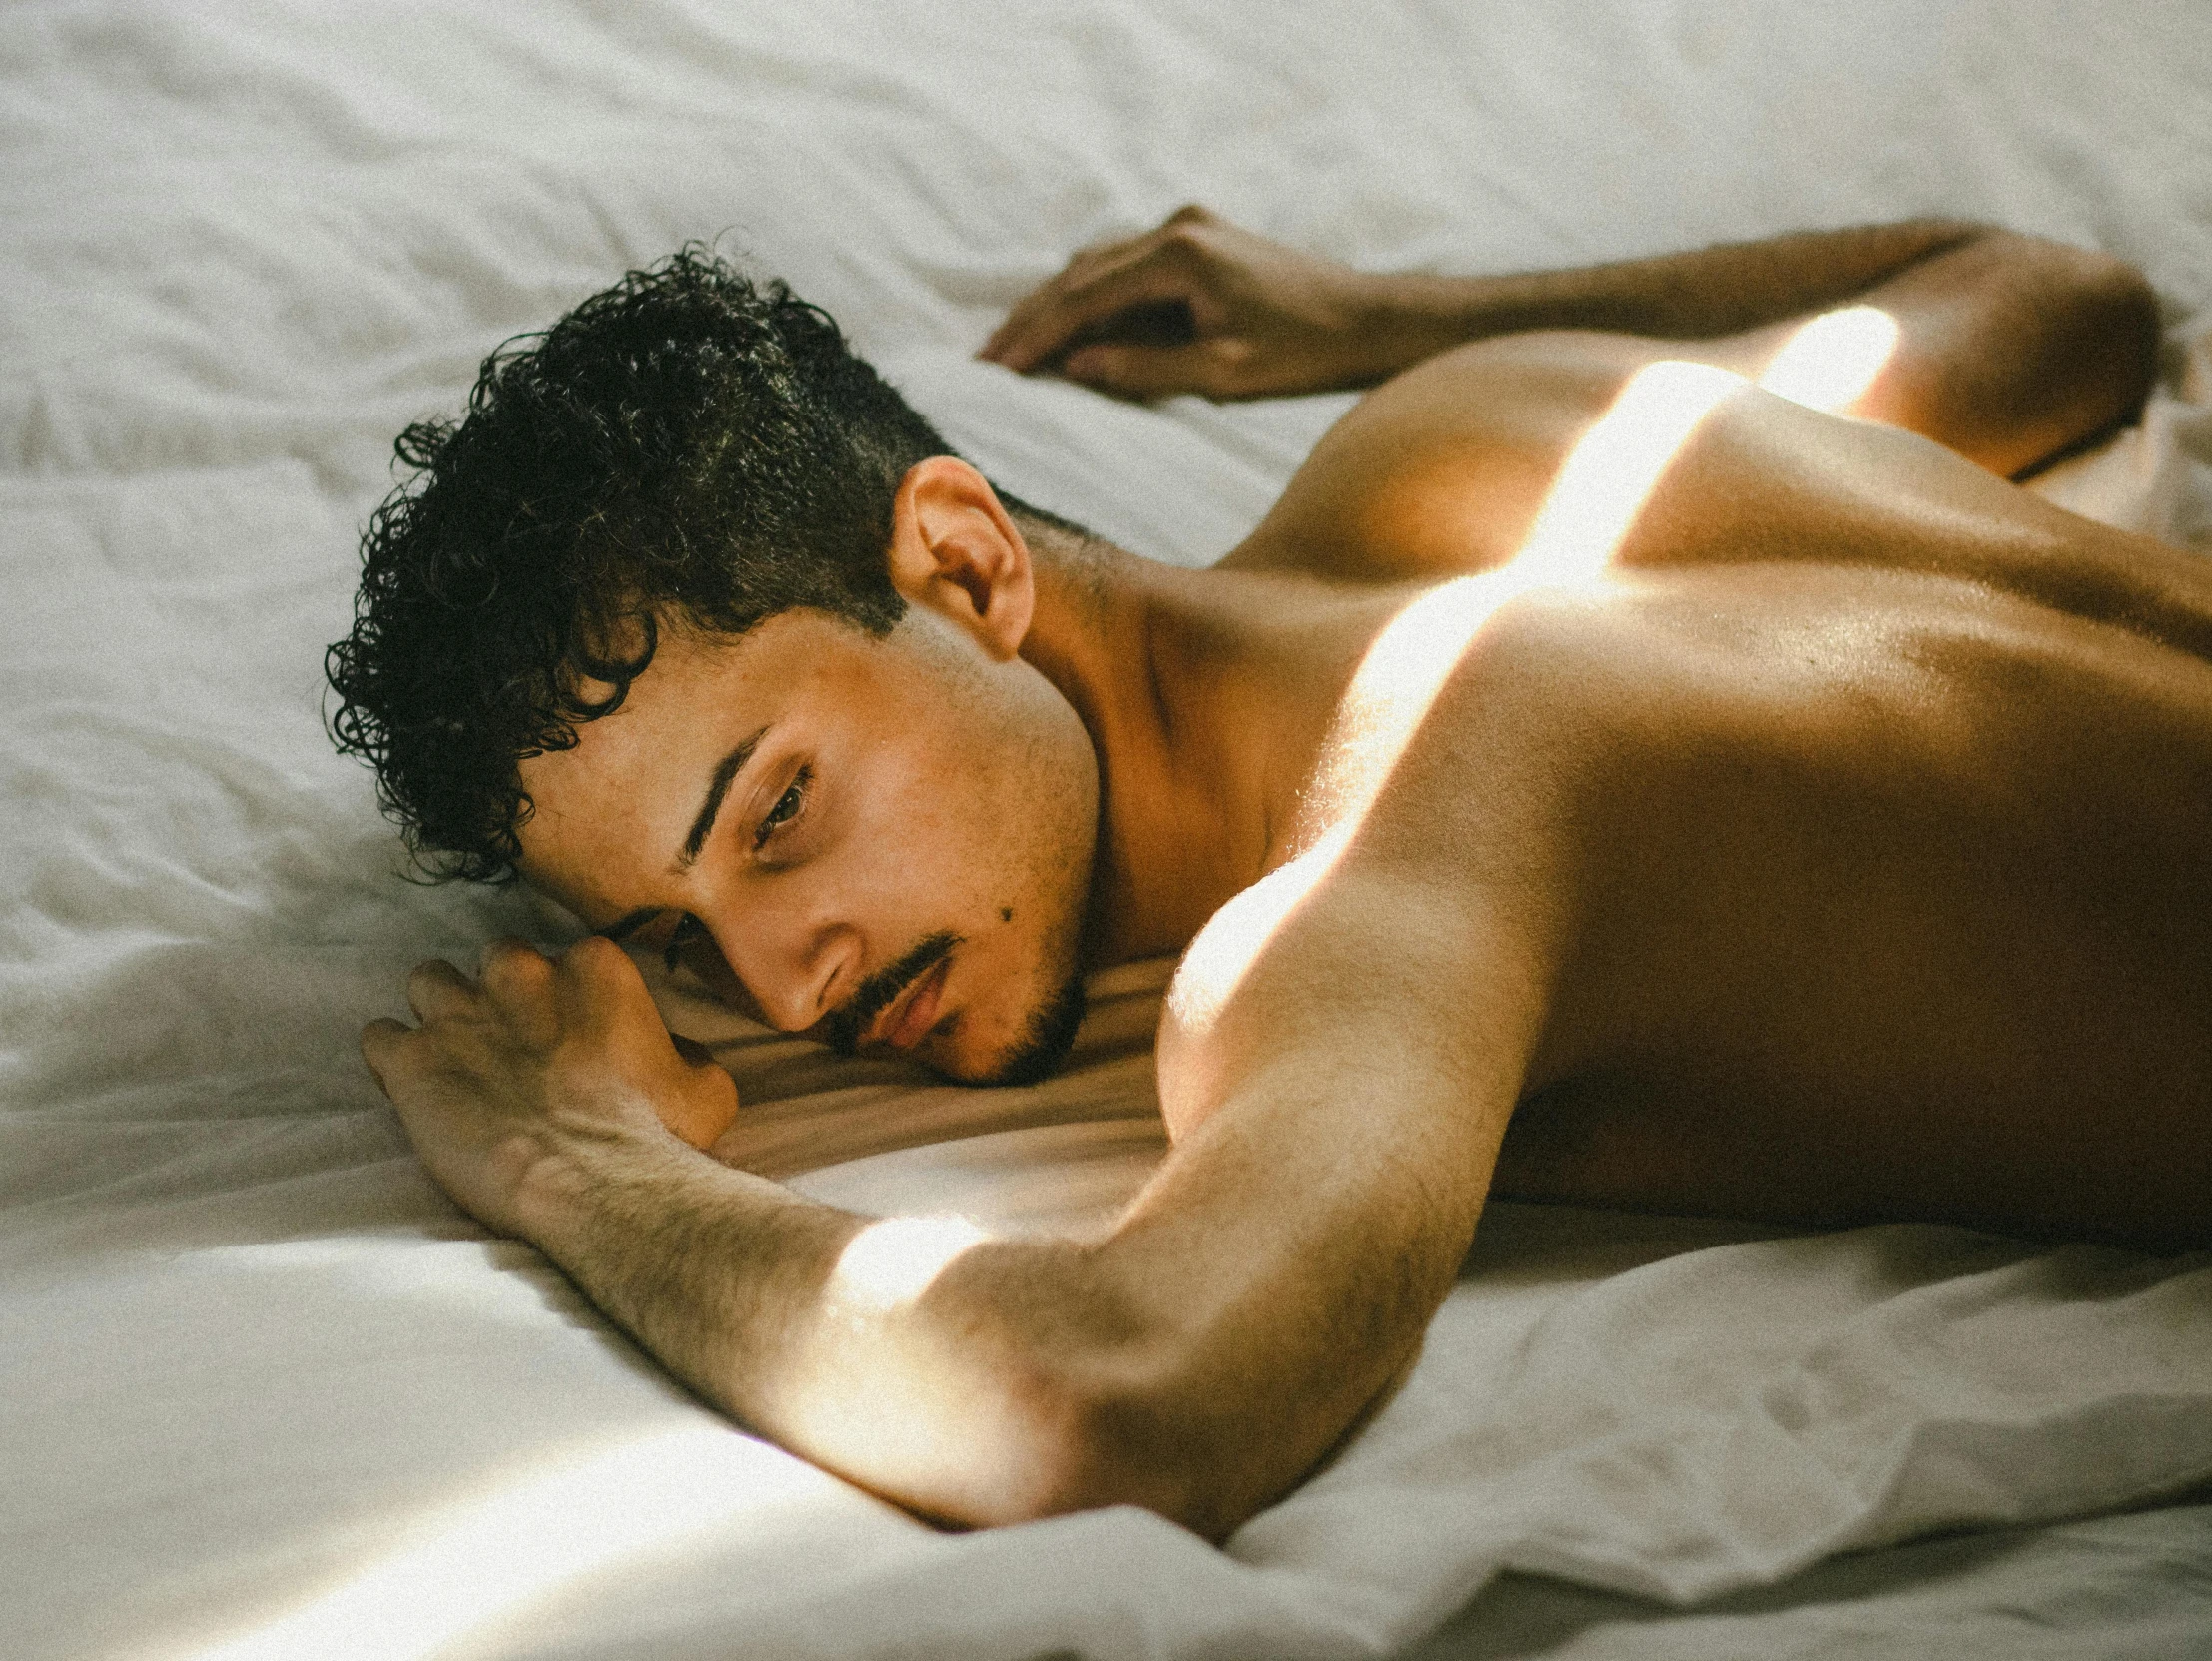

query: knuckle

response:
[566,933,632,980]
[480,938,553,994]
[1158,230,1216,273]
[1084,352,1137,393]
[1032,301,1083,344]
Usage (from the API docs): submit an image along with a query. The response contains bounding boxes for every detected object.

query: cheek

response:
[846,693,1093,947]
[1003,752,1099,934]
[827,757,993,930]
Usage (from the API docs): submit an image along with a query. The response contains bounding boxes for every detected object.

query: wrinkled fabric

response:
[4,2,2211,1658]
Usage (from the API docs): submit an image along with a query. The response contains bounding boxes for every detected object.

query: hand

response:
[361,936,740,1236]
[979,205,1392,401]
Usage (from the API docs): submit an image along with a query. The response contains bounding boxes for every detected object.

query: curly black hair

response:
[329,247,985,883]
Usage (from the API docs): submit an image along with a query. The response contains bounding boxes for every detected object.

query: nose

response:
[706,908,858,1035]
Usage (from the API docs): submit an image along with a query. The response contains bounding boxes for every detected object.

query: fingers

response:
[657,1059,741,1152]
[550,933,666,1039]
[478,936,554,1002]
[980,231,1144,364]
[985,254,1205,376]
[983,206,1233,373]
[360,1017,411,1097]
[405,958,475,1022]
[562,931,650,996]
[390,942,556,1051]
[379,937,659,1050]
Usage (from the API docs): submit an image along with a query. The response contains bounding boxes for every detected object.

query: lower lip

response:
[888,958,952,1050]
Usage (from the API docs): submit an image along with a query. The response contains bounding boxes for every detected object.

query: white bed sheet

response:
[5,2,2211,1658]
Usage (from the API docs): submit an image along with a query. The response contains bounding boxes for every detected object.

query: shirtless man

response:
[331,207,2208,1541]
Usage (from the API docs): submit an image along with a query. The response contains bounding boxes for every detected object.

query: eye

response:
[663,913,707,974]
[754,764,811,852]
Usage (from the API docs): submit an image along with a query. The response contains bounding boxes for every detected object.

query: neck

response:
[1014,523,1361,965]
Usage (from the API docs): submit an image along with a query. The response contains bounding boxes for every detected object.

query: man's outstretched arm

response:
[365,937,1121,1529]
[980,206,2157,476]
[364,911,1517,1539]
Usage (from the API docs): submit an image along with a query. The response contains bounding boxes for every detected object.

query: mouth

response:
[827,930,961,1056]
[873,954,953,1052]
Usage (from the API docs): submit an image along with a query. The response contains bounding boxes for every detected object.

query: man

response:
[331,207,2208,1541]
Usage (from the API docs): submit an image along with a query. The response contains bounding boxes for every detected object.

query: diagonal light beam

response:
[1168,304,1900,1044]
[1755,304,1900,413]
[1169,357,1757,1040]
[826,1214,993,1315]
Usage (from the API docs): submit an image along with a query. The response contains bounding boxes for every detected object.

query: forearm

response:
[514,1136,839,1427]
[989,205,2157,443]
[512,1134,1157,1528]
[366,937,1175,1529]
[1355,221,2159,473]
[511,1116,1437,1538]
[1351,220,1987,374]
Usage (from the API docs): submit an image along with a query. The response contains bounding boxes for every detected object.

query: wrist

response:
[502,1116,671,1252]
[1341,271,1501,384]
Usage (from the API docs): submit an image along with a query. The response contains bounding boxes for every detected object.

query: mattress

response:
[4,2,2210,1658]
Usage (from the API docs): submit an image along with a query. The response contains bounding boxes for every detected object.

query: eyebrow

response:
[674,726,770,873]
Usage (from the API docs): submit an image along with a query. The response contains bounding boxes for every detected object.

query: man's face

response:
[514,605,1099,1085]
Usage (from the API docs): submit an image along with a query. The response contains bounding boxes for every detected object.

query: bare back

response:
[1182,339,2212,1248]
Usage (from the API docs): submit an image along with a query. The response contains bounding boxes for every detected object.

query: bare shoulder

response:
[1155,590,1622,1141]
[1219,333,1689,585]
[1234,329,2212,679]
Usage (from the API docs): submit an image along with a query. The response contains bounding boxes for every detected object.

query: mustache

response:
[824,930,960,1055]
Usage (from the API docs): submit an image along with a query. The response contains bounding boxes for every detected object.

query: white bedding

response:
[5,2,2211,1658]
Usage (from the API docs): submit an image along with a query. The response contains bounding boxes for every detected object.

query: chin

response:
[930,970,1088,1087]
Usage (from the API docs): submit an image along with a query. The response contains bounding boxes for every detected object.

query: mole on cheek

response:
[1001,906,1014,923]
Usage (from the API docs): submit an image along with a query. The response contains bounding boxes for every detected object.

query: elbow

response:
[1934,232,2163,476]
[2053,243,2161,424]
[1060,1383,1263,1542]
[2009,235,2163,437]
[967,1354,1270,1542]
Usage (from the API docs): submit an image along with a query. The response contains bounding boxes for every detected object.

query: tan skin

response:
[364,209,2206,1541]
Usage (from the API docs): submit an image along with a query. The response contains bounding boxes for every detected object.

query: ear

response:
[884,457,1035,661]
